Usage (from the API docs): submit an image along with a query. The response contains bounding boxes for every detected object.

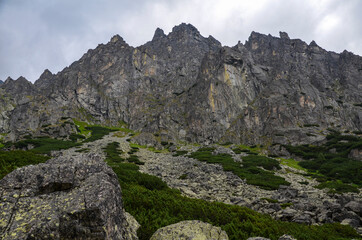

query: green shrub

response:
[189,148,289,190]
[84,126,115,142]
[128,155,144,165]
[315,181,359,194]
[179,174,188,180]
[69,133,86,142]
[0,150,50,179]
[12,137,81,154]
[173,150,188,156]
[284,131,362,192]
[280,203,293,209]
[103,142,124,163]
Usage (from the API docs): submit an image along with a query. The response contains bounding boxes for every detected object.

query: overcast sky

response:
[0,0,361,82]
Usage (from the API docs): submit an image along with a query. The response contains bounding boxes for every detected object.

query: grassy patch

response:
[0,150,50,179]
[284,131,362,193]
[189,148,289,190]
[279,158,307,171]
[10,137,81,154]
[73,119,92,136]
[83,126,116,142]
[280,203,293,209]
[315,181,359,194]
[232,145,261,155]
[105,146,359,240]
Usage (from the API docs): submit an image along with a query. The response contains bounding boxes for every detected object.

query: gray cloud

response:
[0,0,361,82]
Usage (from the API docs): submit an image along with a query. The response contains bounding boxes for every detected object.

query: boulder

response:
[150,220,228,240]
[341,218,360,228]
[277,208,298,221]
[278,234,297,240]
[276,186,298,199]
[0,153,137,239]
[292,214,312,224]
[344,201,362,216]
[131,132,161,148]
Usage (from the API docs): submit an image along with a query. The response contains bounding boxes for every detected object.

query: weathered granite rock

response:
[0,153,137,240]
[150,220,228,240]
[131,132,161,148]
[278,235,297,240]
[0,23,360,145]
[344,201,362,216]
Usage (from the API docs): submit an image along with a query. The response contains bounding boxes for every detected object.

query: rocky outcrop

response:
[0,153,138,240]
[150,220,228,240]
[0,23,361,145]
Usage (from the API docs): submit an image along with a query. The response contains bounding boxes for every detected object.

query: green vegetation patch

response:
[261,198,278,203]
[173,150,188,157]
[232,144,261,155]
[189,148,289,190]
[105,144,359,240]
[279,158,307,171]
[103,142,124,164]
[0,150,50,179]
[280,203,294,209]
[315,181,359,194]
[285,131,362,193]
[83,126,116,142]
[9,137,81,154]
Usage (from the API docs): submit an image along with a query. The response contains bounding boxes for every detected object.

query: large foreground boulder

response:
[150,220,228,240]
[0,153,137,239]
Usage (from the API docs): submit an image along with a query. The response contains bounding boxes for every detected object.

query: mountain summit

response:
[0,23,361,145]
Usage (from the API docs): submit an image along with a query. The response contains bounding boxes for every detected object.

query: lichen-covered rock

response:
[150,220,228,240]
[131,132,161,148]
[0,153,137,240]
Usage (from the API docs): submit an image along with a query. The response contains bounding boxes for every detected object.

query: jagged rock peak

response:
[8,76,32,85]
[4,77,14,84]
[39,69,53,79]
[152,27,166,41]
[110,34,127,45]
[169,23,201,38]
[309,40,319,47]
[279,31,290,39]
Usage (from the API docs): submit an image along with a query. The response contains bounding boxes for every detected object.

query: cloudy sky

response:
[0,0,361,82]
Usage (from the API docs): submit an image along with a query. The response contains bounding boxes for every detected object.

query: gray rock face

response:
[1,23,361,144]
[150,220,229,240]
[0,153,137,240]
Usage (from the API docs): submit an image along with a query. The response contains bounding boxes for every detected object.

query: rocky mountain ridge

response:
[0,23,361,147]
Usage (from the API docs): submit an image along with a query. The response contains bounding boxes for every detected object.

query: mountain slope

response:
[0,23,361,145]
